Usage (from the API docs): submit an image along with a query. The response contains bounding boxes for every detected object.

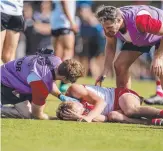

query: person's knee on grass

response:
[1,101,32,119]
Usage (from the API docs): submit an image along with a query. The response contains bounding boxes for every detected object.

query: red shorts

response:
[113,88,140,111]
[81,85,140,113]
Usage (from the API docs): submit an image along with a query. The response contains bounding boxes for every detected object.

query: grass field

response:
[1,78,163,151]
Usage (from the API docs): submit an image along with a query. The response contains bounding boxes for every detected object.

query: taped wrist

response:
[58,94,66,102]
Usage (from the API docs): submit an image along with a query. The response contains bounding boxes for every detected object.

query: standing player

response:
[56,83,163,126]
[95,5,163,90]
[1,48,85,119]
[1,0,24,63]
[50,0,78,92]
[144,2,163,105]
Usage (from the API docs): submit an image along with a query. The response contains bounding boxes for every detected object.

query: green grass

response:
[1,78,163,151]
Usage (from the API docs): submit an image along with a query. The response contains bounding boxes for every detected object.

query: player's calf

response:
[108,111,124,122]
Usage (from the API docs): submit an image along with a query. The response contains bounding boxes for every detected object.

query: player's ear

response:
[116,18,121,23]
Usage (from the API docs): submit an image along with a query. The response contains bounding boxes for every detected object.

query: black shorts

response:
[51,28,73,37]
[121,41,160,53]
[1,83,32,105]
[75,36,104,58]
[1,12,24,32]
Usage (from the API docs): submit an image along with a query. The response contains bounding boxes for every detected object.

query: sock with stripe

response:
[156,80,163,97]
[151,118,163,126]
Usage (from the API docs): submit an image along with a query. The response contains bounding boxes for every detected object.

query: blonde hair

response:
[56,101,81,120]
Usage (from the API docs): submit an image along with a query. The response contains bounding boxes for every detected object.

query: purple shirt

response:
[115,5,163,46]
[1,55,62,93]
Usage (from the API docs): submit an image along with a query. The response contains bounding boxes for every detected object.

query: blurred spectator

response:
[50,0,77,92]
[77,0,93,8]
[161,0,163,9]
[133,0,151,5]
[1,0,24,63]
[76,4,107,79]
[23,1,52,55]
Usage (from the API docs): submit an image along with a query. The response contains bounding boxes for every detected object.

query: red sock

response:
[159,110,163,118]
[156,80,163,97]
[152,118,163,126]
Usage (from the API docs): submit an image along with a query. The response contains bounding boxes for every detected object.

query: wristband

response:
[58,94,66,102]
[58,94,79,102]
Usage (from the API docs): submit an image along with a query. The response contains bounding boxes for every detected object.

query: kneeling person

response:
[1,49,85,119]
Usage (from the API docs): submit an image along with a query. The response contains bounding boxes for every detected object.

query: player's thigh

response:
[3,30,20,53]
[0,30,6,52]
[60,33,75,50]
[1,12,9,50]
[118,93,140,113]
[3,14,23,51]
[114,51,143,70]
[52,36,64,57]
[52,36,62,50]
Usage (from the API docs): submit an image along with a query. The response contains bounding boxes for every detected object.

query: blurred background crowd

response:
[16,0,163,81]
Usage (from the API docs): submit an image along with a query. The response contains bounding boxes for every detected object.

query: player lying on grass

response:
[56,84,163,126]
[1,48,85,120]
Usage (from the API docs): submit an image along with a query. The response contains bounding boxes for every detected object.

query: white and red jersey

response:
[120,10,162,43]
[81,85,140,116]
[82,85,115,116]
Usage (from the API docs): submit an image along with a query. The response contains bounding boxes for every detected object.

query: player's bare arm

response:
[61,0,78,33]
[158,23,163,35]
[51,82,80,102]
[154,37,163,62]
[34,22,51,35]
[29,80,50,120]
[67,84,107,122]
[102,36,117,77]
[92,114,108,122]
[152,35,163,77]
[31,103,49,120]
[96,36,116,85]
[51,82,62,97]
[61,0,74,25]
